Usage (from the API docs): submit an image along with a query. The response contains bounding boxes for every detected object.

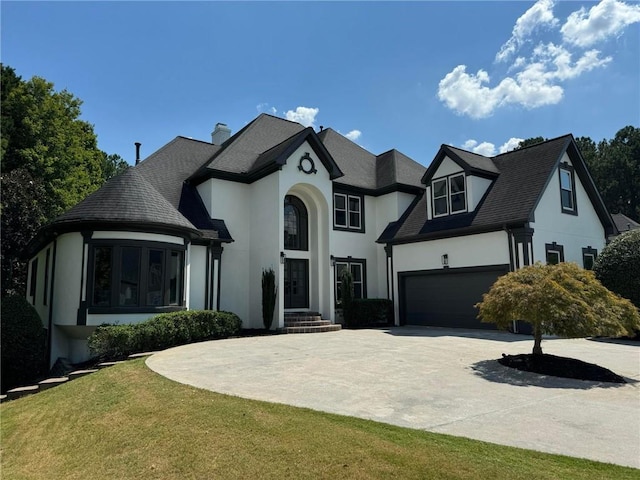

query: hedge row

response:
[345,298,393,329]
[88,310,242,361]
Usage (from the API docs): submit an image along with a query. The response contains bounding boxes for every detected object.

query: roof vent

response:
[135,142,142,165]
[211,123,231,145]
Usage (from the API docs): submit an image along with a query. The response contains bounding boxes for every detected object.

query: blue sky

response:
[2,1,639,166]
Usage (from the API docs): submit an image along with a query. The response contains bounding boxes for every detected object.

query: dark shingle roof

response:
[52,168,199,234]
[444,145,501,174]
[319,129,425,192]
[612,213,640,233]
[384,135,575,243]
[204,114,305,174]
[135,136,220,207]
[376,149,425,190]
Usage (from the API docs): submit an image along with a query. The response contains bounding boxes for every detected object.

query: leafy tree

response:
[576,128,639,220]
[517,137,547,149]
[593,230,640,309]
[0,169,48,296]
[476,262,640,355]
[102,152,129,182]
[1,64,123,295]
[1,295,47,392]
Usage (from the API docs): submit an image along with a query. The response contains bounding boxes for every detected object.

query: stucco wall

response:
[391,230,510,324]
[530,153,606,264]
[189,244,207,310]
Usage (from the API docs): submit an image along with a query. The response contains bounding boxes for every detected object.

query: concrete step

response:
[284,324,342,334]
[0,394,7,403]
[97,361,126,369]
[67,369,99,381]
[38,377,69,390]
[6,385,39,400]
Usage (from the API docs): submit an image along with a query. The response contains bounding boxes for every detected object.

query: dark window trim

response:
[431,172,467,218]
[86,239,186,314]
[582,246,598,270]
[334,257,367,304]
[545,242,565,264]
[333,188,365,233]
[284,195,308,251]
[43,248,50,305]
[29,258,38,301]
[559,163,578,216]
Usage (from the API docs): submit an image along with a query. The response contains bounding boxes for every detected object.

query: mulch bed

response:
[498,353,626,383]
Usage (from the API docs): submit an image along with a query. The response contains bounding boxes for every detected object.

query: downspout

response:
[46,237,58,369]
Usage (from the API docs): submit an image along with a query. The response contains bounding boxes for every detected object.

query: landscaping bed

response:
[499,353,627,383]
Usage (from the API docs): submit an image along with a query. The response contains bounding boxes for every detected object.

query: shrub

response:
[262,268,277,330]
[477,262,640,355]
[88,310,242,361]
[340,269,354,325]
[593,229,640,309]
[345,299,393,329]
[1,295,47,392]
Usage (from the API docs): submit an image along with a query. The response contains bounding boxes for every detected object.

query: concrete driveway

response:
[146,327,640,468]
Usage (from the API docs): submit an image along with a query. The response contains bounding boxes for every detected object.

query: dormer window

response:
[559,164,577,214]
[432,173,467,217]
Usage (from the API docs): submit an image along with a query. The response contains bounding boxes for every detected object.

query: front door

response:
[284,259,309,309]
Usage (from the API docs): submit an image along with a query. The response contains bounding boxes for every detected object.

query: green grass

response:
[1,359,636,479]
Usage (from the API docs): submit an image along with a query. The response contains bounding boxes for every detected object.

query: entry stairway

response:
[283,312,342,334]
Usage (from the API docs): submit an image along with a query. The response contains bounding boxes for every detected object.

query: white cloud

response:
[439,44,611,118]
[461,137,525,156]
[344,130,362,141]
[439,0,630,118]
[496,0,559,63]
[284,106,319,128]
[499,137,524,153]
[561,0,640,48]
[256,103,279,115]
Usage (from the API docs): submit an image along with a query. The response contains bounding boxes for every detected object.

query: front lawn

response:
[1,360,635,479]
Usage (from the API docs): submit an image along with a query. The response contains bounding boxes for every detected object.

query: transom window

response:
[334,192,363,232]
[335,259,366,305]
[89,241,185,311]
[284,195,308,251]
[432,173,467,217]
[559,165,577,214]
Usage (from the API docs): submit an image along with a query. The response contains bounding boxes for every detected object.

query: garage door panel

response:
[401,268,507,329]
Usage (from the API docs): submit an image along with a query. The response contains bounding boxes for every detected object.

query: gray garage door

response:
[400,267,508,329]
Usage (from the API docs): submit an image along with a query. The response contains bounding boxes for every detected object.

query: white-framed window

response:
[432,179,448,217]
[432,173,467,217]
[559,165,577,214]
[449,174,466,213]
[335,259,366,304]
[334,193,363,231]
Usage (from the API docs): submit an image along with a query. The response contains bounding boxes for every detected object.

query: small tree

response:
[476,262,640,355]
[261,268,277,330]
[340,269,354,327]
[593,229,640,309]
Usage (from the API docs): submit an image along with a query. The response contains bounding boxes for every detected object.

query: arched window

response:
[284,195,308,251]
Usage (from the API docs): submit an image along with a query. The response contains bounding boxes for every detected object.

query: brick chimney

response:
[211,123,231,145]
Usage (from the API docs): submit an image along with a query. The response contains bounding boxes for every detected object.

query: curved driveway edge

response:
[146,327,640,468]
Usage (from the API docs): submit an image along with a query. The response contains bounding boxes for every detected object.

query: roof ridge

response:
[491,134,573,159]
[260,112,307,127]
[175,135,218,146]
[322,127,376,158]
[136,137,182,166]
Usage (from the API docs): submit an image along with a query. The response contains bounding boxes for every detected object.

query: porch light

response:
[280,251,286,264]
[441,254,449,268]
[330,255,336,267]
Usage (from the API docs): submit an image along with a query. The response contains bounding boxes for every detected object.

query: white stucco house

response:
[25,114,616,366]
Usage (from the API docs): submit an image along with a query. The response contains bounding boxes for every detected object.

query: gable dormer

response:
[422,146,499,220]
